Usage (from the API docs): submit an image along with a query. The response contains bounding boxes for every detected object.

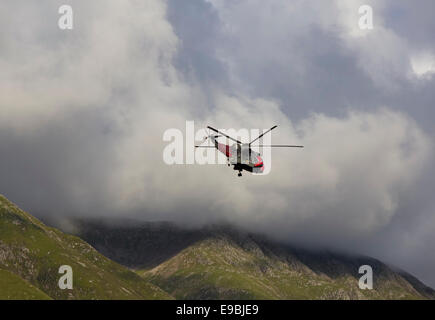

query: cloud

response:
[0,0,179,129]
[411,52,435,78]
[1,0,435,287]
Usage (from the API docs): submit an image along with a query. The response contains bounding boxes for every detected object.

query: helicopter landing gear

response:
[238,171,242,177]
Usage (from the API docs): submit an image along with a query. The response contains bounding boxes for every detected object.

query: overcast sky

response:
[1,1,435,287]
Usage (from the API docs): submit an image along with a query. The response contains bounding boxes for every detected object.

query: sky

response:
[1,1,435,287]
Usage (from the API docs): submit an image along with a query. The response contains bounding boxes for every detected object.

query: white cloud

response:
[411,52,435,78]
[0,0,432,242]
[0,1,179,130]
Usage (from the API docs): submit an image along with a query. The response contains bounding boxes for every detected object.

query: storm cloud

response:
[1,1,435,286]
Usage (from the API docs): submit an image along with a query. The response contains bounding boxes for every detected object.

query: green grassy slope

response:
[138,231,434,300]
[0,268,51,300]
[0,195,172,300]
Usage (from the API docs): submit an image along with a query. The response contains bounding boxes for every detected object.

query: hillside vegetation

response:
[0,195,171,300]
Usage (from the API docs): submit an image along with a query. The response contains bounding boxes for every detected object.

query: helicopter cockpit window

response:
[240,147,255,163]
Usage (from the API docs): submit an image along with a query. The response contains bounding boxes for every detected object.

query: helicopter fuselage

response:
[210,136,264,175]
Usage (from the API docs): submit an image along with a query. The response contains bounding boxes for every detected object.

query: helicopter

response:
[195,126,303,177]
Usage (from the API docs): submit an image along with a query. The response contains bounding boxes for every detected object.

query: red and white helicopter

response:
[195,126,303,177]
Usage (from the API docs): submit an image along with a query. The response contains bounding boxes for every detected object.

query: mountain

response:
[2,193,434,300]
[75,219,435,300]
[0,195,171,299]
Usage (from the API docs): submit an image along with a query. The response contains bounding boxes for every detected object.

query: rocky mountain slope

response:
[0,195,171,299]
[2,194,433,300]
[75,220,435,300]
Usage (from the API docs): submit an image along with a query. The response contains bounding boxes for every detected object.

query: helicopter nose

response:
[254,155,263,167]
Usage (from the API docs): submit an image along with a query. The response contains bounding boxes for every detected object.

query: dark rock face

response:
[74,219,206,269]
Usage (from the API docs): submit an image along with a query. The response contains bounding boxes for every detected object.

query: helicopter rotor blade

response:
[252,145,304,148]
[207,126,242,144]
[249,125,278,145]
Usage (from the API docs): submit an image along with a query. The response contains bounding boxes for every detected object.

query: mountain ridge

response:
[73,217,435,300]
[2,194,433,300]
